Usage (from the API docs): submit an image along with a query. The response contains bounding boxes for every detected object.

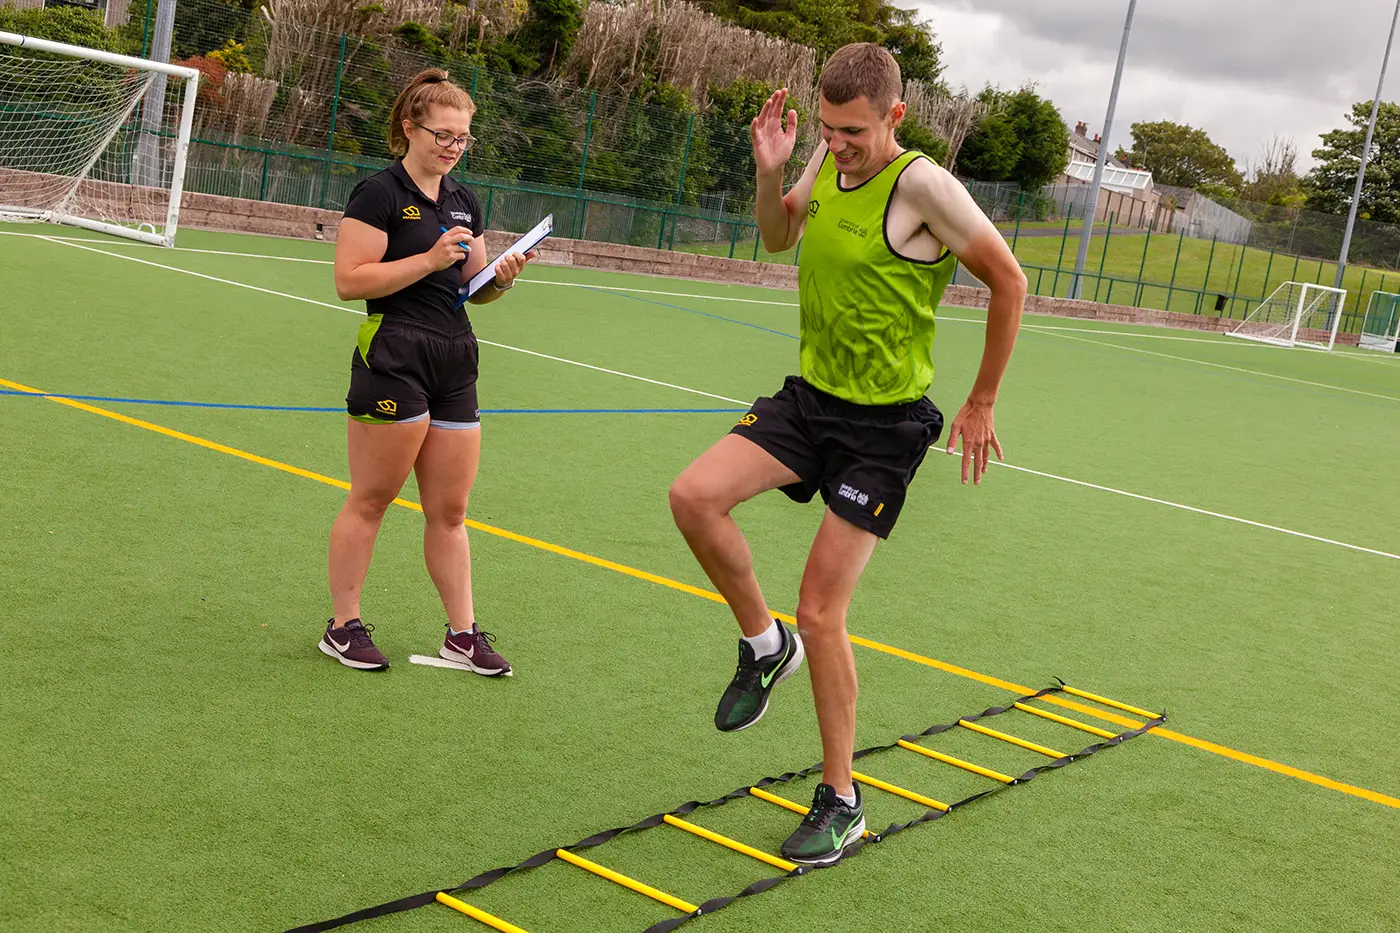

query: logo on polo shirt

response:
[449,211,473,224]
[401,206,421,220]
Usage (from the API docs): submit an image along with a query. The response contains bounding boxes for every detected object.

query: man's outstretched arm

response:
[905,161,1027,484]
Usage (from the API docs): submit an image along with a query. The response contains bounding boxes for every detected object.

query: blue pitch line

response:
[0,389,741,414]
[595,285,799,340]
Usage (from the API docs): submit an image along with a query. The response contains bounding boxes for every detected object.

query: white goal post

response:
[0,31,199,246]
[1225,281,1347,351]
[1360,291,1400,352]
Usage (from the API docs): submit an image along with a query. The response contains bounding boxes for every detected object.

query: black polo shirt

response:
[342,160,485,332]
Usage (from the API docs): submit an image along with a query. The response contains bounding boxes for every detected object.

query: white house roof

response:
[1064,160,1154,193]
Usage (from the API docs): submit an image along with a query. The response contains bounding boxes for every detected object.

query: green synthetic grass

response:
[2,224,1398,933]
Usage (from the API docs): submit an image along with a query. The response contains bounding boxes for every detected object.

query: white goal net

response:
[0,31,199,246]
[1360,291,1400,352]
[1225,281,1347,350]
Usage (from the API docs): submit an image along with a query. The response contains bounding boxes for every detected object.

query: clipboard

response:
[456,214,553,308]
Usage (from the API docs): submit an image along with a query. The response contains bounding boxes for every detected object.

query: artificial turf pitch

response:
[1,224,1397,933]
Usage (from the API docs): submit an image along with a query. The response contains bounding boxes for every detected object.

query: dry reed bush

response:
[443,0,529,55]
[563,0,816,111]
[903,78,988,173]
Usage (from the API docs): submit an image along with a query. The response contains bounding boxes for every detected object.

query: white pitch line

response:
[1039,327,1400,403]
[38,236,747,405]
[30,233,1400,562]
[408,654,513,675]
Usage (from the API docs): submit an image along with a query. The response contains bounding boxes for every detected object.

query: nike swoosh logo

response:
[328,634,350,652]
[448,641,475,659]
[760,640,790,688]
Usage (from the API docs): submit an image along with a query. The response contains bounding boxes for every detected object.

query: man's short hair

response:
[819,43,903,111]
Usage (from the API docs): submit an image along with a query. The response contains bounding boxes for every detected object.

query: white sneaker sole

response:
[786,816,866,866]
[318,638,388,670]
[438,647,513,676]
[726,629,806,733]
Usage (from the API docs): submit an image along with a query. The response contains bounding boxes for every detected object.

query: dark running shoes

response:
[714,621,805,732]
[318,618,390,671]
[441,624,513,676]
[780,783,866,865]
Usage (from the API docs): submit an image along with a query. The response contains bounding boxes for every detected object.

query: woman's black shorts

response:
[346,314,480,429]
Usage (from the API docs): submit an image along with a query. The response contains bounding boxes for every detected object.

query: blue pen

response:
[441,226,471,253]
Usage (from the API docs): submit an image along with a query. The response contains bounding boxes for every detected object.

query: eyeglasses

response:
[413,121,477,152]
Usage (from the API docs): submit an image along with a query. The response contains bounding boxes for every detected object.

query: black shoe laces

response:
[471,629,499,655]
[345,623,377,649]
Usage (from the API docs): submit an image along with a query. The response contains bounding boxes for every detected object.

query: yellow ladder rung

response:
[851,771,950,811]
[896,740,1014,783]
[555,849,698,914]
[959,719,1067,759]
[1059,685,1158,721]
[436,892,532,933]
[748,787,876,839]
[663,814,798,871]
[1014,702,1118,739]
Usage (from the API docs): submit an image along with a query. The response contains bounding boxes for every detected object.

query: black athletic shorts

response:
[730,376,944,539]
[346,315,480,428]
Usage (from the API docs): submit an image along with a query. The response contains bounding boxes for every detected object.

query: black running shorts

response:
[346,314,480,428]
[730,376,944,539]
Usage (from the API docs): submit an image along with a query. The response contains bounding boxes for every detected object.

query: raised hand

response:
[750,88,799,178]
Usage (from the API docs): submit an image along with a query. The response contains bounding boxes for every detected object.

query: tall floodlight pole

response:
[1071,0,1137,300]
[1334,0,1400,290]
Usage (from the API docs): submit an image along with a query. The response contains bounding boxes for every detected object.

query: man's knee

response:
[795,600,847,641]
[669,472,720,529]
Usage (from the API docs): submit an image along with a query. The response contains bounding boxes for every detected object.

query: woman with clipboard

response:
[319,68,538,676]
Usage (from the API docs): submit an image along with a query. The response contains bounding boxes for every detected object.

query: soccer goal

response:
[0,31,199,246]
[1360,291,1400,352]
[1225,281,1347,350]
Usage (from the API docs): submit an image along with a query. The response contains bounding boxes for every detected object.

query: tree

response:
[958,86,1068,189]
[1241,135,1305,207]
[1305,101,1400,222]
[895,114,948,165]
[703,0,940,79]
[1127,120,1242,191]
[508,0,584,74]
[0,5,131,54]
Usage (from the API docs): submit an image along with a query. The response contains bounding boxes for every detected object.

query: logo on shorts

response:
[808,200,820,217]
[376,399,397,415]
[737,412,758,426]
[450,211,473,224]
[837,483,870,507]
[401,206,421,220]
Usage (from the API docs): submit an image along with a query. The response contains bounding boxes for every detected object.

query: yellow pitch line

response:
[554,849,698,913]
[435,892,531,933]
[11,375,1400,812]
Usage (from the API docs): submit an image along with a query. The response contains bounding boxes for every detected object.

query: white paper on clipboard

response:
[456,214,553,307]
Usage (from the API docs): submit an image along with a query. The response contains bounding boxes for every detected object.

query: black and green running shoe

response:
[713,622,805,732]
[779,783,866,865]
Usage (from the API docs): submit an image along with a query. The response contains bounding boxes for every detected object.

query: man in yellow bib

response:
[669,43,1026,864]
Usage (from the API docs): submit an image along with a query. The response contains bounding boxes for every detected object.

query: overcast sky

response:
[911,0,1399,173]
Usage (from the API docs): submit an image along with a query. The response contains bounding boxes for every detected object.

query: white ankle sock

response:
[835,789,858,808]
[741,620,782,657]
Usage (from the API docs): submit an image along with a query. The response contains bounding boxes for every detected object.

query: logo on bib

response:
[808,200,820,217]
[837,218,869,239]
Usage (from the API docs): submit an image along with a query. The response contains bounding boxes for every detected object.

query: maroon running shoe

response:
[318,618,390,671]
[440,624,513,676]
